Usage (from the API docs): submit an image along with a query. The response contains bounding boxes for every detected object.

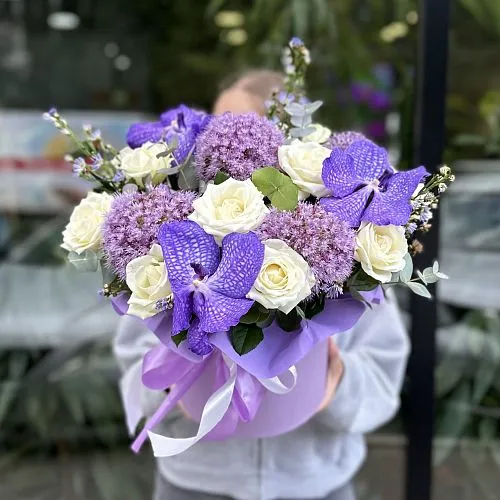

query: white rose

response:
[61,191,113,254]
[188,178,269,243]
[126,244,172,319]
[355,222,408,283]
[278,140,331,198]
[247,239,315,314]
[301,123,331,144]
[115,142,173,185]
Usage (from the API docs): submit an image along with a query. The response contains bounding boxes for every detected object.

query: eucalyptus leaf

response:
[423,267,439,284]
[347,268,379,291]
[406,281,432,298]
[399,253,413,283]
[230,324,264,355]
[417,269,427,285]
[433,261,440,273]
[289,127,315,138]
[68,250,99,272]
[284,103,306,116]
[178,162,200,190]
[436,271,449,280]
[252,167,298,211]
[304,100,323,113]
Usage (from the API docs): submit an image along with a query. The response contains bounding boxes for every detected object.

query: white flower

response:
[355,222,408,283]
[301,123,331,144]
[248,239,315,314]
[61,191,113,254]
[125,244,172,319]
[188,178,269,243]
[278,140,331,198]
[115,142,173,185]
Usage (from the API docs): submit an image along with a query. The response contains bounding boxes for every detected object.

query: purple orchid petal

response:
[346,140,390,180]
[207,232,265,298]
[321,149,363,197]
[320,186,373,228]
[172,288,193,334]
[158,221,220,290]
[126,122,166,148]
[362,166,428,226]
[187,318,213,356]
[194,291,254,334]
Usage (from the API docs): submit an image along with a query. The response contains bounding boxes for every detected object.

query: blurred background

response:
[1,1,500,499]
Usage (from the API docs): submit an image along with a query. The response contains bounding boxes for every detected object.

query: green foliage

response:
[172,330,188,347]
[251,167,299,211]
[239,303,270,325]
[230,323,264,355]
[214,171,229,185]
[276,308,303,332]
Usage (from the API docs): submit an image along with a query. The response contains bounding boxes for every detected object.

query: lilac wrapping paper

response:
[112,289,382,453]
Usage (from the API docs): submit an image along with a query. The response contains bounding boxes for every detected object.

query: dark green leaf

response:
[276,308,302,332]
[230,324,264,355]
[214,171,229,185]
[239,303,270,325]
[347,268,379,292]
[303,296,325,319]
[172,330,188,347]
[251,167,298,211]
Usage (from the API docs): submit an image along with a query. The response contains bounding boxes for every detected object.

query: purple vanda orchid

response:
[158,220,265,356]
[320,139,428,227]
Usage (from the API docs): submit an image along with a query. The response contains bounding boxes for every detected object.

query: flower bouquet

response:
[48,38,453,457]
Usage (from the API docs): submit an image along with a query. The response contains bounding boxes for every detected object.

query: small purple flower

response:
[158,221,264,355]
[289,37,305,48]
[406,222,417,234]
[126,105,211,164]
[112,170,125,183]
[195,112,284,181]
[328,131,368,150]
[320,139,428,227]
[72,157,87,175]
[43,107,58,121]
[90,153,103,170]
[368,90,391,111]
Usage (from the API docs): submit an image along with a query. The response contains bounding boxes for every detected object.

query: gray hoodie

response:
[114,292,409,500]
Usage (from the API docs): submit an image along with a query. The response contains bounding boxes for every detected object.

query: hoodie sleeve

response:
[113,315,181,435]
[315,290,410,434]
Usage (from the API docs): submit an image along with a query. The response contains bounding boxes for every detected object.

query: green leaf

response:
[251,167,298,211]
[214,171,229,185]
[417,269,427,285]
[347,268,379,291]
[406,281,432,298]
[399,253,413,283]
[172,330,188,347]
[68,250,99,272]
[423,267,439,284]
[230,324,264,355]
[303,296,325,319]
[239,303,270,325]
[276,308,303,332]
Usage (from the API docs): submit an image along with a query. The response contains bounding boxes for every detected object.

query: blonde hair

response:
[214,69,285,116]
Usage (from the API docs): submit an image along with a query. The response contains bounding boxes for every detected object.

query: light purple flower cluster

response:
[328,131,368,150]
[102,185,197,280]
[257,203,356,293]
[195,112,285,181]
[126,105,211,163]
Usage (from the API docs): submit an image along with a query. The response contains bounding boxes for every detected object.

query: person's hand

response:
[317,338,344,412]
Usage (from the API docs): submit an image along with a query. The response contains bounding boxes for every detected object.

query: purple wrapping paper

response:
[112,291,380,447]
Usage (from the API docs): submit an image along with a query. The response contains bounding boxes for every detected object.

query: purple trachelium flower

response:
[126,105,211,164]
[320,139,428,227]
[90,153,103,170]
[158,221,264,355]
[257,203,355,293]
[289,37,305,48]
[102,185,197,280]
[328,131,368,150]
[72,157,86,176]
[195,112,284,181]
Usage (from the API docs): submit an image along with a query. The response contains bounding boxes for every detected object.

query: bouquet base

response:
[180,339,328,439]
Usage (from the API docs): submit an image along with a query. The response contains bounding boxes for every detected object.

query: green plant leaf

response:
[399,253,413,283]
[406,281,432,298]
[214,171,229,185]
[276,308,302,332]
[303,296,325,319]
[172,330,188,347]
[347,268,379,291]
[230,324,264,355]
[251,167,298,211]
[239,303,270,325]
[423,267,439,284]
[68,250,99,272]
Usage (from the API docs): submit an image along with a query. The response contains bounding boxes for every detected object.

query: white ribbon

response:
[148,357,297,457]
